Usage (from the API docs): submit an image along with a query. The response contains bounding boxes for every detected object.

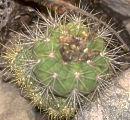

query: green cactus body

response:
[9,20,111,119]
[33,22,107,94]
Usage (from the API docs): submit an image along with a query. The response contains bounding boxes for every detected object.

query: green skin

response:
[14,22,109,118]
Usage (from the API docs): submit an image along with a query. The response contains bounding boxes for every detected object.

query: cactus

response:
[0,8,128,120]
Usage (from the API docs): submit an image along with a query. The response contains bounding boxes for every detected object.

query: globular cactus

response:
[0,7,128,120]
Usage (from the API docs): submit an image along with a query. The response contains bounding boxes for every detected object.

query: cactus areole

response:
[2,11,124,120]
